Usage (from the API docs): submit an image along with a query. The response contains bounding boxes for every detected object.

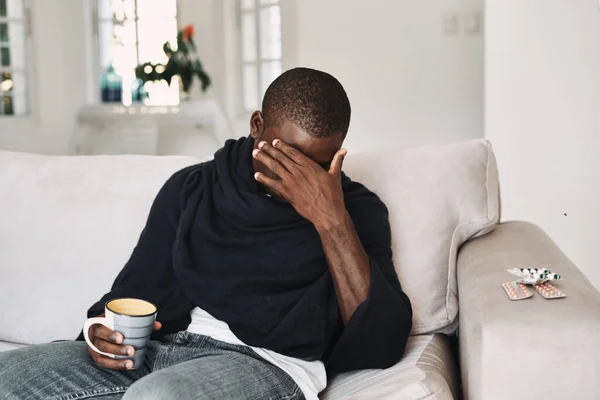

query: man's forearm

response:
[315,210,371,324]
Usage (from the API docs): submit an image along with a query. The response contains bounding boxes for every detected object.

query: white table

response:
[72,100,233,159]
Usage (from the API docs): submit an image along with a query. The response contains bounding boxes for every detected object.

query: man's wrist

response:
[314,209,352,234]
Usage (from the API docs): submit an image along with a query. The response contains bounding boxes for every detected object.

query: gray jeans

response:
[0,331,304,400]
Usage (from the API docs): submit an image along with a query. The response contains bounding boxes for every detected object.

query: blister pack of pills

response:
[502,267,567,300]
[533,282,566,299]
[501,281,533,301]
[507,267,562,285]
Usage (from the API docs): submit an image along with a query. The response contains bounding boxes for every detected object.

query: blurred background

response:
[0,0,485,158]
[0,0,599,289]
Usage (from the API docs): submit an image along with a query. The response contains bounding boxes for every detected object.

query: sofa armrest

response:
[457,221,600,400]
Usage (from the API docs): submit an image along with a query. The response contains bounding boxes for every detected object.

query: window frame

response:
[0,0,32,118]
[91,0,180,106]
[237,0,282,114]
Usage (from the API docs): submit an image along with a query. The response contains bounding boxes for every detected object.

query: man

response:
[0,68,412,399]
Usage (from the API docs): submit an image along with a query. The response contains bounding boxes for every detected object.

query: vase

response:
[100,65,122,103]
[130,78,146,103]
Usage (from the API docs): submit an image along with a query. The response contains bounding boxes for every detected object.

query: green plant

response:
[135,25,211,94]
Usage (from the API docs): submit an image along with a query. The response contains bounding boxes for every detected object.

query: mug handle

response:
[83,317,117,359]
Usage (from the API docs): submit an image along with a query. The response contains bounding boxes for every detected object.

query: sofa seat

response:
[0,341,27,353]
[322,334,458,400]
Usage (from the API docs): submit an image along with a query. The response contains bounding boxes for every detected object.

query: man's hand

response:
[254,138,372,323]
[87,315,162,370]
[252,139,348,230]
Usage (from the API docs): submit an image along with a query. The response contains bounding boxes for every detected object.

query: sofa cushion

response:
[0,341,28,353]
[321,334,458,400]
[0,151,198,345]
[343,139,499,334]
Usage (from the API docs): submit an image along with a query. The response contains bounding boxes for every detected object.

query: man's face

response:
[249,112,345,183]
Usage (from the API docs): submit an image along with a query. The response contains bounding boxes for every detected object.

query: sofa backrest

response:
[0,151,198,344]
[0,139,499,344]
[343,139,499,335]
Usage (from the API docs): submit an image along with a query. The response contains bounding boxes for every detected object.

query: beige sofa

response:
[1,140,598,399]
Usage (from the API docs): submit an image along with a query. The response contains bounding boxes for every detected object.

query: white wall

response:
[282,0,485,153]
[486,0,600,288]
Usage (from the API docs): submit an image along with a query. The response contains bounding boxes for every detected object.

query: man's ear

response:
[250,111,264,139]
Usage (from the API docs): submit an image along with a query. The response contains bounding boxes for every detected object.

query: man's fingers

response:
[153,321,162,331]
[93,338,135,357]
[257,141,297,171]
[328,148,347,178]
[88,349,134,370]
[252,148,288,179]
[90,324,123,344]
[272,139,311,166]
[254,172,286,198]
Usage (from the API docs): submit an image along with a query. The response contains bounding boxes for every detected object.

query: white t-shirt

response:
[186,307,326,400]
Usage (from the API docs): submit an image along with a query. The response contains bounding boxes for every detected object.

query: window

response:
[239,0,282,113]
[95,0,179,106]
[0,0,28,116]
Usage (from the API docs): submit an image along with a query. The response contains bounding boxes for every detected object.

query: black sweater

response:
[77,136,412,375]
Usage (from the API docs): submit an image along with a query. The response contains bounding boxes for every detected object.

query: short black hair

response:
[262,67,351,138]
